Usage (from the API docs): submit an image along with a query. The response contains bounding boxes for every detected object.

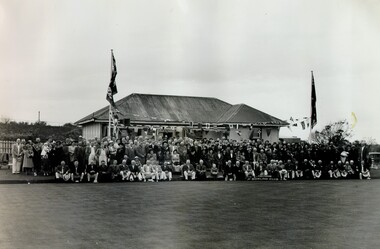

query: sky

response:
[0,0,379,142]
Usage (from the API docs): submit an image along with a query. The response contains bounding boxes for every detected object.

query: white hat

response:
[340,151,349,157]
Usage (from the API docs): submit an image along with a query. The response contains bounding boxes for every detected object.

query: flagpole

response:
[309,70,313,143]
[108,49,113,139]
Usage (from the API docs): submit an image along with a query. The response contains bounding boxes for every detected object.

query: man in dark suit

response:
[214,149,224,172]
[134,142,147,164]
[86,160,99,183]
[224,160,234,181]
[359,142,370,168]
[74,141,86,168]
[70,160,84,182]
[125,142,135,160]
[98,160,111,182]
[195,159,207,180]
[224,147,236,166]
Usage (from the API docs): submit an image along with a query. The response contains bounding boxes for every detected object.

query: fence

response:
[0,140,15,154]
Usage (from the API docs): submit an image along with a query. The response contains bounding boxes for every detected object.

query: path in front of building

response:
[0,180,379,249]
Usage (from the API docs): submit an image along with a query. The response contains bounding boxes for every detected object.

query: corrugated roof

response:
[76,93,288,126]
[76,93,232,124]
[217,104,288,126]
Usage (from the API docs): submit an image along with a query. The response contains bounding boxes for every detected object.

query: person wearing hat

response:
[41,140,52,176]
[340,151,349,164]
[32,138,43,176]
[22,141,34,176]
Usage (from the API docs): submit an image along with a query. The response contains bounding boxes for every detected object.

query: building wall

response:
[202,130,225,140]
[82,122,282,143]
[261,127,280,143]
[228,127,252,141]
[228,127,280,142]
[82,123,102,140]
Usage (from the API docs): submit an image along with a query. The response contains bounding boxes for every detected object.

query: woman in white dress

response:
[88,141,97,165]
[96,142,108,166]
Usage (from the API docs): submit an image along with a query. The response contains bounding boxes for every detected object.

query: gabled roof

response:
[76,93,231,124]
[217,104,288,126]
[76,93,288,126]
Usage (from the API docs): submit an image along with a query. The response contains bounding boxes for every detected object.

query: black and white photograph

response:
[0,0,379,248]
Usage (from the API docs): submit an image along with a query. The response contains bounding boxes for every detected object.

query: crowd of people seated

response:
[10,135,373,183]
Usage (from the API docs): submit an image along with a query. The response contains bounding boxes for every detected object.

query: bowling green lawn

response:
[0,180,379,249]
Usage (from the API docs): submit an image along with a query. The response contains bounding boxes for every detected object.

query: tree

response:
[63,123,77,128]
[313,119,353,147]
[362,137,377,145]
[0,116,11,124]
[33,121,47,126]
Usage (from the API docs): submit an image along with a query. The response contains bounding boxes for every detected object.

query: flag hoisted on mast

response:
[107,49,118,138]
[106,49,118,107]
[311,71,317,129]
[309,70,317,142]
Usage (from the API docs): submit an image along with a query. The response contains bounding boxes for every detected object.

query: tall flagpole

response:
[309,70,317,143]
[310,70,313,136]
[108,49,113,139]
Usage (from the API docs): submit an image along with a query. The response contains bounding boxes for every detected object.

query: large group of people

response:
[11,135,373,183]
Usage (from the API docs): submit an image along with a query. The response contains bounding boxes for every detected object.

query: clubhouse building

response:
[75,93,288,142]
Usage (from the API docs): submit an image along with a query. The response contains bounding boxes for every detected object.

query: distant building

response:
[75,93,288,142]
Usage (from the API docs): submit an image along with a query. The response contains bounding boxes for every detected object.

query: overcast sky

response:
[1,0,379,141]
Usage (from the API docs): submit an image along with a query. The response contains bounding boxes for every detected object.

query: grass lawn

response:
[0,180,379,249]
